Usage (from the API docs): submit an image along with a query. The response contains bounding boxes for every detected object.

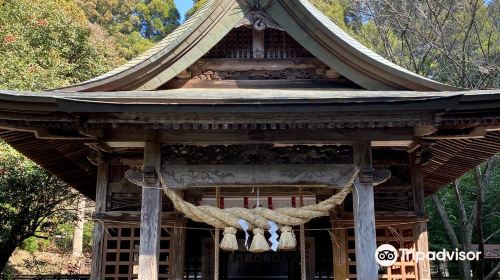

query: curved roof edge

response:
[57,0,460,92]
[57,0,244,92]
[267,0,459,91]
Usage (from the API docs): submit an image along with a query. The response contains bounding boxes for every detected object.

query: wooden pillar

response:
[352,141,378,280]
[139,141,162,280]
[332,223,348,280]
[170,217,187,280]
[410,152,431,280]
[90,155,109,280]
[72,197,86,257]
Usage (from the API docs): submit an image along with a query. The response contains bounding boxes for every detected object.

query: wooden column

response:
[170,217,187,280]
[139,141,162,280]
[332,223,348,280]
[90,155,109,280]
[410,152,431,280]
[352,141,378,280]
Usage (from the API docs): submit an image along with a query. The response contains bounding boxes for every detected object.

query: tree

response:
[186,0,208,19]
[76,0,180,59]
[0,141,78,273]
[430,158,500,279]
[312,0,500,278]
[0,0,124,275]
[312,0,499,89]
[0,0,124,91]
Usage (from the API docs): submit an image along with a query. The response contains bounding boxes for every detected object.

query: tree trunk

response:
[0,242,18,274]
[460,251,472,280]
[474,167,485,279]
[72,198,85,257]
[485,261,500,280]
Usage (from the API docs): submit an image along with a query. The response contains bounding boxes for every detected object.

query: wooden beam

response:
[93,127,415,145]
[422,126,488,140]
[93,212,178,223]
[90,156,109,280]
[410,152,431,280]
[352,141,378,279]
[162,164,357,189]
[189,58,327,72]
[139,141,162,280]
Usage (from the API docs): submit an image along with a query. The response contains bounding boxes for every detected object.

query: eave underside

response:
[0,89,499,198]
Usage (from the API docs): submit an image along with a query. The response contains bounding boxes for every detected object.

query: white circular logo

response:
[375,244,398,267]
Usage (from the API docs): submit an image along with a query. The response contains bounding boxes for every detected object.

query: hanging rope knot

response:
[253,228,265,235]
[220,227,239,251]
[250,228,270,253]
[279,225,297,250]
[224,227,238,235]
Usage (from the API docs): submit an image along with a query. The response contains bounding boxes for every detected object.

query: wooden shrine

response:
[1,0,500,279]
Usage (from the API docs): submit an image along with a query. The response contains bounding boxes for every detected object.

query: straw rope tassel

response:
[214,187,221,280]
[299,187,306,280]
[219,184,238,251]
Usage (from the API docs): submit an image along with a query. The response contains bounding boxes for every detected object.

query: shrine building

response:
[1,0,500,279]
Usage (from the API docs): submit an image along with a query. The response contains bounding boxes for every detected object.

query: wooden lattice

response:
[203,27,312,59]
[204,27,253,58]
[344,224,418,279]
[264,29,312,59]
[103,225,171,280]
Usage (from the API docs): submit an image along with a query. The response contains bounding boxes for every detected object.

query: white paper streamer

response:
[268,221,279,251]
[238,219,250,249]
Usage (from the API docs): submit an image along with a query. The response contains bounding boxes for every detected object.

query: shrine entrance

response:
[221,250,300,280]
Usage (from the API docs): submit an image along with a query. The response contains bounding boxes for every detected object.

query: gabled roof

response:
[58,0,458,92]
[1,0,498,199]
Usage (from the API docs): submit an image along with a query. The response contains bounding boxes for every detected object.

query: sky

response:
[175,0,195,22]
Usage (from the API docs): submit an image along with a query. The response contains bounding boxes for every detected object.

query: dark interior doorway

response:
[220,251,300,280]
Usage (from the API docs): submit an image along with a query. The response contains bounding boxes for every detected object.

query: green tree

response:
[0,0,124,275]
[186,0,208,19]
[0,141,78,273]
[0,0,124,91]
[77,0,180,60]
[313,0,500,278]
[313,0,499,89]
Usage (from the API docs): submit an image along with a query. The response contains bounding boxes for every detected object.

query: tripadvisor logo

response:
[375,244,481,267]
[375,244,398,267]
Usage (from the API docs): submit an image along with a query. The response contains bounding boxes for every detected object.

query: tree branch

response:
[431,193,460,249]
[485,261,500,280]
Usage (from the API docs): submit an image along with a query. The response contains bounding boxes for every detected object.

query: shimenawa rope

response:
[125,169,355,253]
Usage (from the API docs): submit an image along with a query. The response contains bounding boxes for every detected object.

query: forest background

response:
[0,0,498,279]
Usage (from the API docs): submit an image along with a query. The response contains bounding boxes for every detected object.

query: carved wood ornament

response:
[237,1,281,31]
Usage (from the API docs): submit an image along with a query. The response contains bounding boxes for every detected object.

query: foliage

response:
[0,141,78,273]
[50,221,93,253]
[428,160,500,278]
[312,0,499,89]
[20,237,41,253]
[313,0,499,278]
[76,0,180,59]
[186,0,208,19]
[0,0,124,91]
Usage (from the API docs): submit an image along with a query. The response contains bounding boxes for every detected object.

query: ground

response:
[6,249,90,276]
